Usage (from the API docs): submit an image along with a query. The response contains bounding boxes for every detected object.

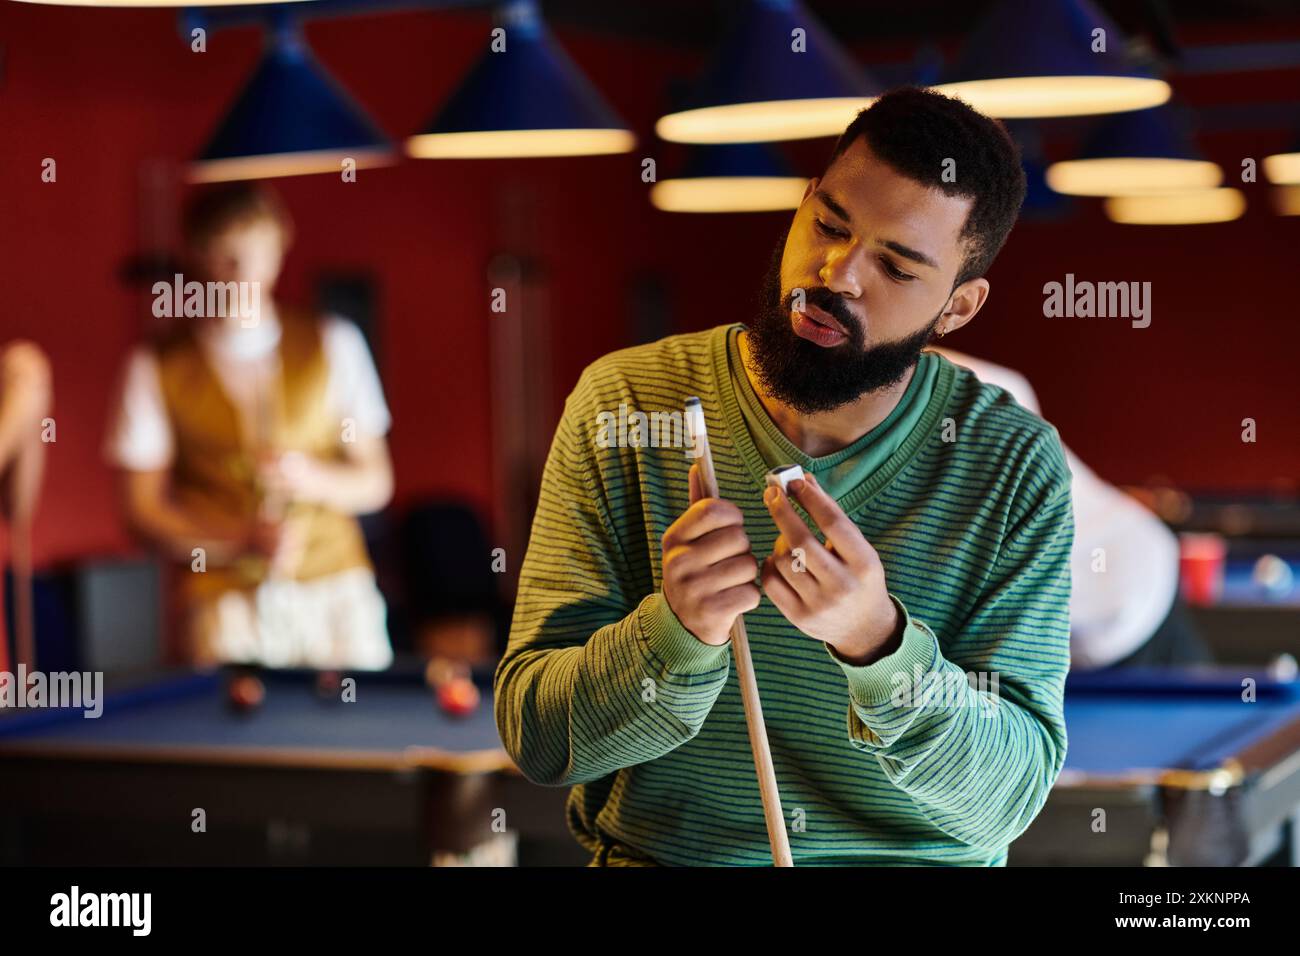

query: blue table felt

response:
[0,669,504,758]
[1062,667,1300,774]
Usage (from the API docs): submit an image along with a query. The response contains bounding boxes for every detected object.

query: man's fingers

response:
[665,496,745,547]
[673,525,752,570]
[764,485,838,579]
[787,474,873,575]
[761,555,806,619]
[702,582,761,624]
[698,552,760,591]
[768,534,820,601]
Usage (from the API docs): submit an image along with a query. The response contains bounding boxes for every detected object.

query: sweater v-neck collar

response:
[708,323,956,517]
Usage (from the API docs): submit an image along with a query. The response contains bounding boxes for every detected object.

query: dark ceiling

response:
[534,0,1300,51]
[196,1,1300,52]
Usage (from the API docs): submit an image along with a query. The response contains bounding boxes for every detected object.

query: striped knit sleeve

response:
[828,450,1073,851]
[494,370,732,788]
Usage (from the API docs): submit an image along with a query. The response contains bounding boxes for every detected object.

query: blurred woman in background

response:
[104,183,395,670]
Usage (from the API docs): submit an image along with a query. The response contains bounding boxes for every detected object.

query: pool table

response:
[1189,550,1300,665]
[1217,554,1300,608]
[1010,666,1300,866]
[0,666,580,866]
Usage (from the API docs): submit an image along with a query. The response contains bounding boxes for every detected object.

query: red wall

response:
[1,5,1298,570]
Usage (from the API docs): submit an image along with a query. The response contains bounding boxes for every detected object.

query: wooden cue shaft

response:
[0,534,11,675]
[691,417,794,868]
[13,519,34,670]
[254,363,294,581]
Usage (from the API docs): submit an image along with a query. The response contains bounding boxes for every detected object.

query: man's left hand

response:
[760,473,902,666]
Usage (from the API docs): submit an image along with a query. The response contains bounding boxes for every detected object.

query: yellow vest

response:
[154,310,372,601]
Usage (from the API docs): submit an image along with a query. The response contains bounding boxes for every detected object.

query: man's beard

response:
[746,235,940,415]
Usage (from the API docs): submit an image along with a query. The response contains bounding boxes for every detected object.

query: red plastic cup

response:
[1179,533,1227,606]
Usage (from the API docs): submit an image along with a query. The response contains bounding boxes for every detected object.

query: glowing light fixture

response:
[934,0,1171,118]
[656,0,876,144]
[1263,150,1300,184]
[407,0,634,159]
[1047,106,1220,196]
[190,17,392,183]
[1104,188,1245,225]
[650,145,807,213]
[1272,186,1300,216]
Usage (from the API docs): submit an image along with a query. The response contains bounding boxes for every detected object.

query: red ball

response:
[315,670,344,701]
[227,674,265,713]
[436,677,480,717]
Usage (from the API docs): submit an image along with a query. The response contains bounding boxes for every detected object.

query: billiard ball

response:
[1269,653,1299,682]
[1253,555,1294,598]
[315,670,343,702]
[425,657,481,717]
[436,678,481,717]
[227,674,265,713]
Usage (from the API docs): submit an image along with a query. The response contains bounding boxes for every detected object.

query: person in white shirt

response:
[104,183,394,670]
[932,347,1209,669]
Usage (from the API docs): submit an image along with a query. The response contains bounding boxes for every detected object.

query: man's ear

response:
[938,277,990,337]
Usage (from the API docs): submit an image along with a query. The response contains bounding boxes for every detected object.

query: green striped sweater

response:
[495,323,1074,866]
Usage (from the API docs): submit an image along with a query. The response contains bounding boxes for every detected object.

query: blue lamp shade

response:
[407,1,633,159]
[190,26,393,183]
[650,144,808,213]
[1046,106,1221,196]
[1006,123,1069,218]
[656,0,877,144]
[934,0,1170,118]
[1022,154,1069,216]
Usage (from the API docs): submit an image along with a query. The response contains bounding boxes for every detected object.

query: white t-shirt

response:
[105,312,391,471]
[933,348,1180,669]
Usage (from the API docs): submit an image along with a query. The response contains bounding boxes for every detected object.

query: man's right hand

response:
[660,462,761,646]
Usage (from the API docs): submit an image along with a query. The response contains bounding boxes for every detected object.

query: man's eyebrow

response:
[816,188,940,270]
[878,239,939,270]
[814,189,851,223]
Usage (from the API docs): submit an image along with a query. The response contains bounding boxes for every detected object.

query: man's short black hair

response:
[829,86,1026,288]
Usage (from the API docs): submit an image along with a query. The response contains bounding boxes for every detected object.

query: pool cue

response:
[0,578,7,676]
[684,397,793,867]
[3,435,41,674]
[12,519,34,672]
[0,525,27,677]
[1,354,47,677]
[250,343,313,663]
[253,363,288,575]
[249,358,291,653]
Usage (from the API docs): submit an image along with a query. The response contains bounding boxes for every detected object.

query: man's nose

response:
[818,247,862,300]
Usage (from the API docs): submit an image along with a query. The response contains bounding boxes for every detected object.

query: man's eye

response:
[880,257,916,282]
[814,218,847,239]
